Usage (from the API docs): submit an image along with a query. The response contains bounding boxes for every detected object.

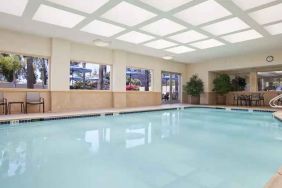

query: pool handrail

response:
[269,94,282,108]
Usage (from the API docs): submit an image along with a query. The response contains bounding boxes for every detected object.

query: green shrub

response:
[184,74,204,97]
[213,74,232,95]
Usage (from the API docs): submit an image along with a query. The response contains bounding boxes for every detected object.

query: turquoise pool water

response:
[0,108,282,188]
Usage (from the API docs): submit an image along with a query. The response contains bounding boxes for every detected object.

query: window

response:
[70,61,111,90]
[0,52,48,89]
[126,67,152,91]
[258,71,282,91]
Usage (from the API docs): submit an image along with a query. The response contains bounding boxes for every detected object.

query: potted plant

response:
[231,76,246,91]
[184,74,204,104]
[213,74,232,105]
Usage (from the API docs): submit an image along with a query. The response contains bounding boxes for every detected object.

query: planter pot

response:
[189,96,200,104]
[216,95,226,105]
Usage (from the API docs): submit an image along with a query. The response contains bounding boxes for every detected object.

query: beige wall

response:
[0,28,187,112]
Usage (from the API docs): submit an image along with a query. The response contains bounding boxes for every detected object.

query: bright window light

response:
[174,0,232,26]
[202,17,250,36]
[249,3,282,25]
[264,22,282,35]
[169,30,208,43]
[190,39,224,49]
[81,20,125,37]
[139,0,193,11]
[141,18,186,36]
[221,30,263,43]
[0,0,28,16]
[165,46,195,54]
[33,5,85,28]
[101,1,156,26]
[232,0,278,10]
[116,31,155,44]
[46,0,109,14]
[144,39,177,49]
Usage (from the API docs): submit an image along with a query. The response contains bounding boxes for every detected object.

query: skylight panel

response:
[81,20,125,37]
[190,39,224,49]
[249,3,282,25]
[141,18,186,36]
[139,0,193,11]
[264,22,282,35]
[116,31,155,44]
[46,0,109,14]
[165,46,195,54]
[169,30,208,43]
[33,5,85,28]
[144,39,177,49]
[101,1,156,26]
[221,30,263,43]
[0,0,28,16]
[202,17,250,36]
[174,0,232,26]
[232,0,278,10]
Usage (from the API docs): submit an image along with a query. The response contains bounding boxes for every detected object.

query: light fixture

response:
[0,0,29,16]
[116,31,154,44]
[46,0,109,14]
[93,39,110,47]
[165,46,195,54]
[141,18,186,36]
[174,0,232,26]
[81,20,125,37]
[169,30,208,43]
[221,29,263,43]
[264,22,282,35]
[202,17,250,36]
[162,56,173,60]
[232,0,278,10]
[144,39,177,49]
[102,1,156,26]
[249,3,282,25]
[139,0,193,11]
[190,39,224,49]
[33,5,85,28]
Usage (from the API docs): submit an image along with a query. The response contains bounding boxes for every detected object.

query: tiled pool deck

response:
[0,104,281,188]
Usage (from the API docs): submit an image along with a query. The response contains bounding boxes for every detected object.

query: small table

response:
[8,102,25,114]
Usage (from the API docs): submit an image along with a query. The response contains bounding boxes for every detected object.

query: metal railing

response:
[269,94,282,108]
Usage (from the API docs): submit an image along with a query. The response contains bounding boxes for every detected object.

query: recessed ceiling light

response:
[0,0,28,16]
[202,17,250,36]
[33,5,85,28]
[265,22,282,35]
[141,18,186,36]
[144,39,177,49]
[162,56,173,60]
[169,30,208,43]
[249,3,282,25]
[116,31,154,44]
[174,0,232,26]
[232,0,278,10]
[190,39,224,49]
[46,0,109,14]
[93,39,110,47]
[165,46,195,54]
[221,29,263,43]
[81,20,125,37]
[139,0,193,11]
[101,1,156,26]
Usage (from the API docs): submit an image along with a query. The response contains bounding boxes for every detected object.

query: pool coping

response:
[0,104,278,125]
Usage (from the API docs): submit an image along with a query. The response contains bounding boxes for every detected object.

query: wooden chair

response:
[0,93,7,115]
[26,92,45,113]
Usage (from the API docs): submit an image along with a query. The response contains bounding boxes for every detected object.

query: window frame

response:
[126,66,154,92]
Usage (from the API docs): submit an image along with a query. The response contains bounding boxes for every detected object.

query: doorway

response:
[161,72,181,104]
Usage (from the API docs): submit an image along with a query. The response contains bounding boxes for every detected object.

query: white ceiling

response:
[0,0,282,63]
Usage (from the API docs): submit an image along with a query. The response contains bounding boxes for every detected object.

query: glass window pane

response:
[70,61,111,90]
[126,67,152,91]
[257,71,282,91]
[0,52,49,89]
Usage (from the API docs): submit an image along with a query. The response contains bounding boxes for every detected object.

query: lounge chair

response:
[25,92,45,113]
[0,93,7,115]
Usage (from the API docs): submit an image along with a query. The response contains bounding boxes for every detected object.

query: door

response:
[161,72,181,104]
